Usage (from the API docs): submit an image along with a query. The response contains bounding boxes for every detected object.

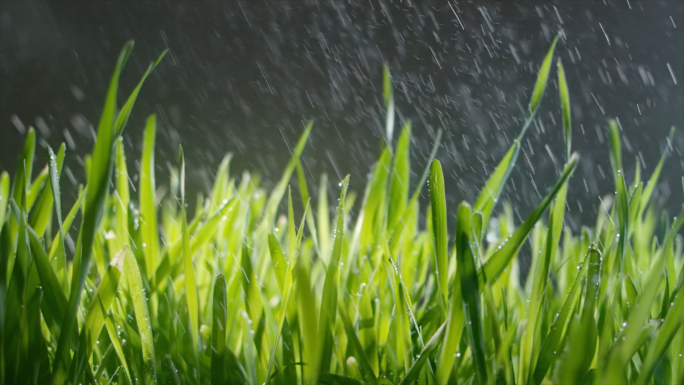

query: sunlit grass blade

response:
[557,245,602,384]
[558,59,572,160]
[73,250,124,382]
[338,305,377,385]
[428,160,448,314]
[519,181,568,384]
[0,171,9,228]
[179,144,200,377]
[28,145,65,236]
[52,41,134,385]
[318,175,349,374]
[455,203,488,384]
[532,255,587,385]
[383,64,395,145]
[11,128,35,207]
[481,153,578,285]
[388,122,410,232]
[295,256,321,385]
[473,35,559,235]
[123,246,156,382]
[140,115,160,282]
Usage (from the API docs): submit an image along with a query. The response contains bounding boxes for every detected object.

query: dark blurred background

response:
[1,0,682,230]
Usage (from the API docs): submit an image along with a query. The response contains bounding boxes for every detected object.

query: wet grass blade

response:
[179,145,200,375]
[428,160,448,314]
[0,171,8,228]
[52,41,134,385]
[557,245,602,384]
[532,254,587,385]
[383,64,395,145]
[558,59,572,160]
[399,322,446,385]
[473,36,559,235]
[455,203,488,384]
[318,175,349,374]
[123,246,157,382]
[388,122,411,232]
[140,115,160,282]
[481,153,578,285]
[295,256,321,385]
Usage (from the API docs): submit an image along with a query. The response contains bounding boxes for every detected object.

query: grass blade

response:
[123,246,157,382]
[140,115,160,282]
[318,175,349,374]
[428,160,448,314]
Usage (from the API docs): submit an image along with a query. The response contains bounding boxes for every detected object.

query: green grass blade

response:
[318,175,349,374]
[73,250,124,382]
[455,203,488,384]
[338,305,377,385]
[557,59,572,160]
[399,322,446,385]
[428,160,448,313]
[0,171,9,228]
[11,128,35,207]
[295,256,321,385]
[140,115,160,282]
[532,255,587,385]
[383,64,395,145]
[52,41,134,384]
[123,246,157,382]
[519,182,568,384]
[179,145,200,375]
[388,122,411,232]
[473,36,559,235]
[268,233,287,295]
[481,153,579,285]
[557,245,602,384]
[28,145,65,236]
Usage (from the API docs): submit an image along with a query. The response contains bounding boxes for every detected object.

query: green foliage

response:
[1,38,681,385]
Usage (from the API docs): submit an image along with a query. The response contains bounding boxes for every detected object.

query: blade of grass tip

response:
[388,121,411,232]
[399,321,447,385]
[338,306,377,385]
[455,202,488,384]
[11,128,35,207]
[52,41,134,385]
[532,255,588,385]
[428,160,448,315]
[557,59,572,161]
[73,250,124,382]
[473,36,559,235]
[114,49,167,138]
[140,115,160,284]
[296,159,320,255]
[318,175,349,374]
[26,165,48,212]
[519,181,568,384]
[480,152,579,285]
[264,121,313,222]
[295,257,321,385]
[123,246,157,382]
[557,245,602,384]
[0,171,9,228]
[383,64,395,145]
[179,145,200,377]
[28,145,65,236]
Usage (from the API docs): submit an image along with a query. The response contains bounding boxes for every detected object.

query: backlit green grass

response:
[1,38,682,385]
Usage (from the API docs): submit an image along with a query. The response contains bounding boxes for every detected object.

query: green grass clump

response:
[1,38,682,385]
